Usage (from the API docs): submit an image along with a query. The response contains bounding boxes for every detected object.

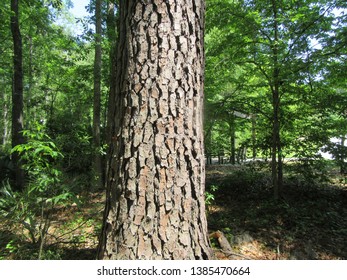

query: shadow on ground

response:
[206,164,347,260]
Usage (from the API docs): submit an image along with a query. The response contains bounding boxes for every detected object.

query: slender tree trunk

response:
[272,86,281,199]
[26,33,34,125]
[277,132,283,195]
[229,116,236,165]
[93,0,103,188]
[1,80,10,146]
[11,0,25,191]
[251,114,256,160]
[204,121,214,165]
[104,0,118,192]
[106,0,118,145]
[98,0,212,260]
[271,0,282,200]
[272,106,281,199]
[340,135,346,174]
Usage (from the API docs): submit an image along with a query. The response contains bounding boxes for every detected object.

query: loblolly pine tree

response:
[97,0,212,260]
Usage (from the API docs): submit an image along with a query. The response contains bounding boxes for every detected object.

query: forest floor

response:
[205,163,347,260]
[1,163,347,260]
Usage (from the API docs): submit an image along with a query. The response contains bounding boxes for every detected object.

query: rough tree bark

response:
[97,0,212,260]
[11,0,25,191]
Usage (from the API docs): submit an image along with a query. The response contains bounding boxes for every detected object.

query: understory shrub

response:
[0,123,78,259]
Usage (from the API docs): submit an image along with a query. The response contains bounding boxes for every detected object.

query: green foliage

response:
[204,0,347,191]
[12,123,62,178]
[47,111,94,177]
[5,240,17,254]
[205,184,220,207]
[0,123,79,259]
[285,159,332,188]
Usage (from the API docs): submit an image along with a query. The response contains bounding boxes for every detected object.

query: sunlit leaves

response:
[205,0,347,163]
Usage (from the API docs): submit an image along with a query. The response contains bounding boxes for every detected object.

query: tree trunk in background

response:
[271,0,283,200]
[1,80,10,146]
[106,0,118,145]
[229,116,236,165]
[93,0,103,188]
[11,0,25,191]
[204,122,214,165]
[340,135,346,174]
[251,114,256,160]
[26,33,34,126]
[98,0,212,260]
[272,98,281,199]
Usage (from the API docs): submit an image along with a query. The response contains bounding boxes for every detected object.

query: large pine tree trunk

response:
[11,0,25,191]
[98,0,212,260]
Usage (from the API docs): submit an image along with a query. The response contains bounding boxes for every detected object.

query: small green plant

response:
[0,123,78,259]
[5,240,17,254]
[39,249,63,260]
[205,184,220,207]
